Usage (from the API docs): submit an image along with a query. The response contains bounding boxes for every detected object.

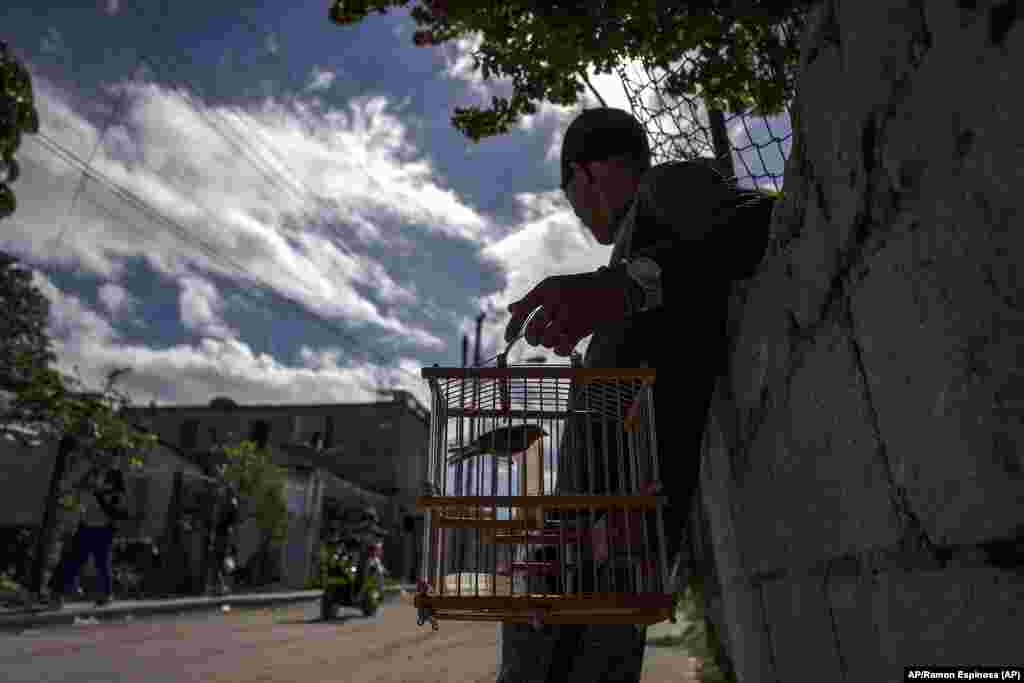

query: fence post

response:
[707,108,736,180]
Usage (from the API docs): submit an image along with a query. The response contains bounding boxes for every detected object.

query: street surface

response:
[0,592,698,682]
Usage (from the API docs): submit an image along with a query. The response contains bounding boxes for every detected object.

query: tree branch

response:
[579,70,608,107]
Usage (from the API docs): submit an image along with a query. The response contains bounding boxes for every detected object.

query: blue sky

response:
[3,1,790,409]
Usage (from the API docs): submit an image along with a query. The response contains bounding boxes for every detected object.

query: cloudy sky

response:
[3,1,790,410]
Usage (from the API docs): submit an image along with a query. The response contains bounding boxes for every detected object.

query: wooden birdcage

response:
[414,353,675,631]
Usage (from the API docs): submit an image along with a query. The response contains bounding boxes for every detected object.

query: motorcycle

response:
[320,537,387,620]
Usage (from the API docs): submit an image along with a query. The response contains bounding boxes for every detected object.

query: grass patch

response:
[657,585,737,683]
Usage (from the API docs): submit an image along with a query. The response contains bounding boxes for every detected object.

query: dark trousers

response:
[499,383,705,683]
[497,622,647,683]
[60,524,115,597]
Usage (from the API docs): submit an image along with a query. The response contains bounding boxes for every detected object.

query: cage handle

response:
[492,308,543,409]
[478,307,543,368]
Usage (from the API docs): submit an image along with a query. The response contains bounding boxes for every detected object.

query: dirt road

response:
[0,592,698,682]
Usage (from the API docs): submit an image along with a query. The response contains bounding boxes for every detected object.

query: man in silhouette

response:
[499,107,774,682]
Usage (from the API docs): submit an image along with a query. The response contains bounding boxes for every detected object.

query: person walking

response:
[51,466,133,608]
[498,107,775,682]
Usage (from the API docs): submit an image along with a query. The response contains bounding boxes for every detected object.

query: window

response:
[180,419,199,450]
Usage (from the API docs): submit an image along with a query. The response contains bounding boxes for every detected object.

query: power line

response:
[52,62,142,251]
[137,60,317,220]
[31,133,426,389]
[131,51,360,260]
[25,132,426,387]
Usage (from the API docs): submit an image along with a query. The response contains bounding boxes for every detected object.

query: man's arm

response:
[625,161,773,300]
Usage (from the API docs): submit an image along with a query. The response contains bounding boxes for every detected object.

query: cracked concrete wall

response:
[699,1,1024,680]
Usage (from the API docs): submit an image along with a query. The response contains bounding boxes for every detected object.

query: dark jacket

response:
[579,161,774,550]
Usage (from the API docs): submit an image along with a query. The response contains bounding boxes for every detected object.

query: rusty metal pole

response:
[707,107,736,180]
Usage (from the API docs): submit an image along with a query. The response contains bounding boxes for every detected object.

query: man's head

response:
[560,108,651,244]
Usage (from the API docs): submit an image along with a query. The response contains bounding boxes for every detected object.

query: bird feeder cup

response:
[416,363,672,629]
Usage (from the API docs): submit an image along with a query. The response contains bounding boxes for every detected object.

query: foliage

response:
[0,569,26,605]
[215,440,289,547]
[0,41,40,220]
[329,0,810,142]
[0,253,55,392]
[671,579,737,683]
[0,257,156,509]
[0,570,21,592]
[5,364,157,470]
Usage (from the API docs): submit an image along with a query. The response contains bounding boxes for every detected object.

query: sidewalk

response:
[0,585,408,633]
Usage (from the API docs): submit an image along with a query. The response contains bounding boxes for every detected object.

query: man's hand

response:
[504,269,631,356]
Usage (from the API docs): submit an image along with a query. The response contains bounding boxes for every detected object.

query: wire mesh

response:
[614,21,800,192]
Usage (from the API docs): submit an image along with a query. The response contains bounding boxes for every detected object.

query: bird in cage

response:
[446,424,548,464]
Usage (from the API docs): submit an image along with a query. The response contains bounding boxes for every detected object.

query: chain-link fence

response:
[615,22,800,192]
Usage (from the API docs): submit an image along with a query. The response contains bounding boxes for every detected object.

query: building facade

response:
[122,391,430,585]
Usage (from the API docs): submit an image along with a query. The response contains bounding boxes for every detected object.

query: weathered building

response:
[121,391,430,585]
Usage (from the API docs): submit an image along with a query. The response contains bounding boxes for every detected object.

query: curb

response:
[0,589,328,633]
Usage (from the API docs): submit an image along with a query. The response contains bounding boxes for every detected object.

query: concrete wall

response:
[0,438,201,537]
[0,438,60,527]
[279,467,322,590]
[321,403,403,493]
[696,2,1024,680]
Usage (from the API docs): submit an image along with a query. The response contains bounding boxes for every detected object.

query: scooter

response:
[320,537,387,620]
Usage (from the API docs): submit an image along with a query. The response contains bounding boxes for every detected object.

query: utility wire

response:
[23,9,452,383]
[32,133,426,390]
[26,132,426,387]
[132,51,359,260]
[52,62,145,251]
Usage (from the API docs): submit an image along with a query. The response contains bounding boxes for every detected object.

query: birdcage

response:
[414,349,675,631]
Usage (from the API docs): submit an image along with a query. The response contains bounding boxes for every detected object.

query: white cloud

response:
[441,34,488,96]
[466,191,610,364]
[11,74,477,353]
[179,276,235,339]
[98,282,132,316]
[31,273,432,408]
[33,272,117,348]
[9,50,639,409]
[306,66,337,93]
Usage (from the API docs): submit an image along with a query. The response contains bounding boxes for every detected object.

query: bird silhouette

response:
[447,424,548,464]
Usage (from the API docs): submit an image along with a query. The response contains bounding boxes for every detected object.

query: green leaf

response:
[0,184,14,219]
[328,1,804,145]
[2,157,19,184]
[16,103,38,135]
